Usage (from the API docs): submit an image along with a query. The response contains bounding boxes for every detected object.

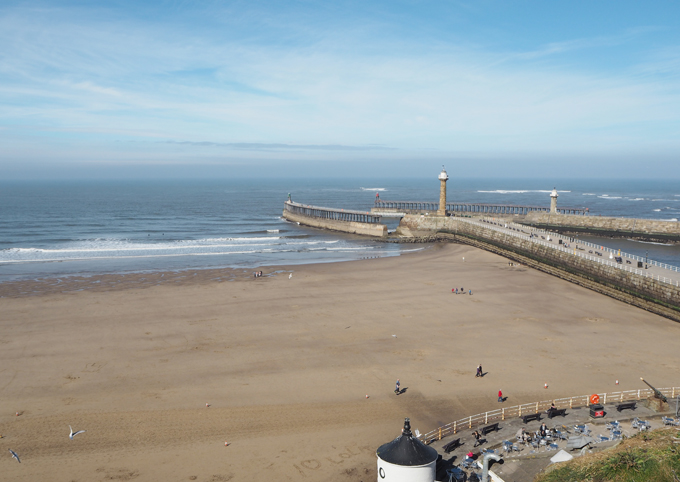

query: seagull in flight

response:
[69,425,86,440]
[9,448,20,463]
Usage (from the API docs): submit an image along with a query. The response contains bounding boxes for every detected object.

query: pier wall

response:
[520,212,680,242]
[397,215,680,320]
[282,210,387,238]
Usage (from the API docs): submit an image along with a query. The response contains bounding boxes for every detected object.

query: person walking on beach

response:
[395,379,400,395]
[498,389,503,402]
[476,364,482,377]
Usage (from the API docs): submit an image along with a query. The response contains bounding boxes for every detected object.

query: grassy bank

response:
[535,428,680,482]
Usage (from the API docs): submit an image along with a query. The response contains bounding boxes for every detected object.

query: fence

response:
[418,386,680,444]
[284,200,382,224]
[463,217,680,286]
[500,218,680,273]
[374,200,586,216]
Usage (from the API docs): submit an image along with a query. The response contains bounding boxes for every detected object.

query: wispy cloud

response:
[164,141,396,151]
[511,27,665,61]
[0,2,679,177]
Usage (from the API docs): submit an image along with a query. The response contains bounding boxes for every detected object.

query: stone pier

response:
[282,200,387,237]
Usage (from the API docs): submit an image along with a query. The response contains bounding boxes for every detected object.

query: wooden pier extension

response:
[373,200,587,216]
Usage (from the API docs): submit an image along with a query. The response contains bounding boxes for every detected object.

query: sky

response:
[1,0,680,179]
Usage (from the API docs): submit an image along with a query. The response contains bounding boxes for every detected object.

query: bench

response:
[547,408,567,419]
[481,423,499,435]
[442,438,461,453]
[521,413,541,423]
[616,401,637,412]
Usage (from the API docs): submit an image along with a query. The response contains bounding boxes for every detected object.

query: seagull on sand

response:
[69,425,86,440]
[9,448,20,463]
[289,273,292,279]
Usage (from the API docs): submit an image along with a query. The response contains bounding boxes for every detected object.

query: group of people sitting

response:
[253,271,263,278]
[452,287,472,295]
[516,423,551,444]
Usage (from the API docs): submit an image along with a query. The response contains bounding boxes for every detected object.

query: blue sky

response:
[1,1,679,179]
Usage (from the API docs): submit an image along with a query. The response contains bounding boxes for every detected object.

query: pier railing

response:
[461,217,680,285]
[374,200,587,216]
[418,386,680,444]
[284,201,382,224]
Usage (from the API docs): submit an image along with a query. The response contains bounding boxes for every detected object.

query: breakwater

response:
[282,201,387,237]
[397,214,680,322]
[520,212,680,243]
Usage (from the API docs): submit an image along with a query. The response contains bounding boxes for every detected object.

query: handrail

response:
[454,217,680,286]
[286,200,376,217]
[499,217,679,272]
[374,200,586,215]
[418,386,680,443]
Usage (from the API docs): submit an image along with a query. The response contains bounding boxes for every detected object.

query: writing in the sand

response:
[293,445,373,477]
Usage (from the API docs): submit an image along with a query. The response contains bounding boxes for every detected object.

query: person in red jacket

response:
[498,389,503,402]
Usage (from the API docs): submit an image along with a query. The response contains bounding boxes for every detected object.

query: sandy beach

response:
[1,243,679,481]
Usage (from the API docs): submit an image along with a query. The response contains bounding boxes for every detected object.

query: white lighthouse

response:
[550,187,559,214]
[376,418,438,482]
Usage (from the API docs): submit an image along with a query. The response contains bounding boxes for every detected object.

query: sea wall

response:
[520,212,680,243]
[397,215,680,320]
[282,210,388,238]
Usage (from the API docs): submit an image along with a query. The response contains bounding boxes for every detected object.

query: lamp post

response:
[645,250,649,269]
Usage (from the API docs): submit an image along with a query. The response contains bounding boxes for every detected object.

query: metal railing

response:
[513,219,680,272]
[373,200,587,216]
[284,200,382,224]
[456,217,680,286]
[418,386,680,443]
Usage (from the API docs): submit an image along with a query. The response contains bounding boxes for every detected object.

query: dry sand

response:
[1,243,679,481]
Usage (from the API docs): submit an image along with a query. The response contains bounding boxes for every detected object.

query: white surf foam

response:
[629,239,675,246]
[360,187,386,191]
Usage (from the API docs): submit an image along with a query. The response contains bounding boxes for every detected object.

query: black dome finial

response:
[402,418,412,437]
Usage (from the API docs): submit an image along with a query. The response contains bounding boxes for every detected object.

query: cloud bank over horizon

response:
[1,1,679,179]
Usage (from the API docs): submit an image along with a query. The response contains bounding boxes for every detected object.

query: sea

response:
[1,177,679,283]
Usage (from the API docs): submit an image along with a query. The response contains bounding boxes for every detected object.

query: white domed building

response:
[376,418,438,482]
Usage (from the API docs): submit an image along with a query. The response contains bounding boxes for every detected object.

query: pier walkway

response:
[374,200,587,216]
[284,200,382,224]
[466,216,680,286]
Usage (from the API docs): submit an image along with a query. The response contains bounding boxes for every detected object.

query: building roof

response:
[376,418,439,467]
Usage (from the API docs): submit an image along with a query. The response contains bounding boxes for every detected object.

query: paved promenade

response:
[430,401,680,482]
